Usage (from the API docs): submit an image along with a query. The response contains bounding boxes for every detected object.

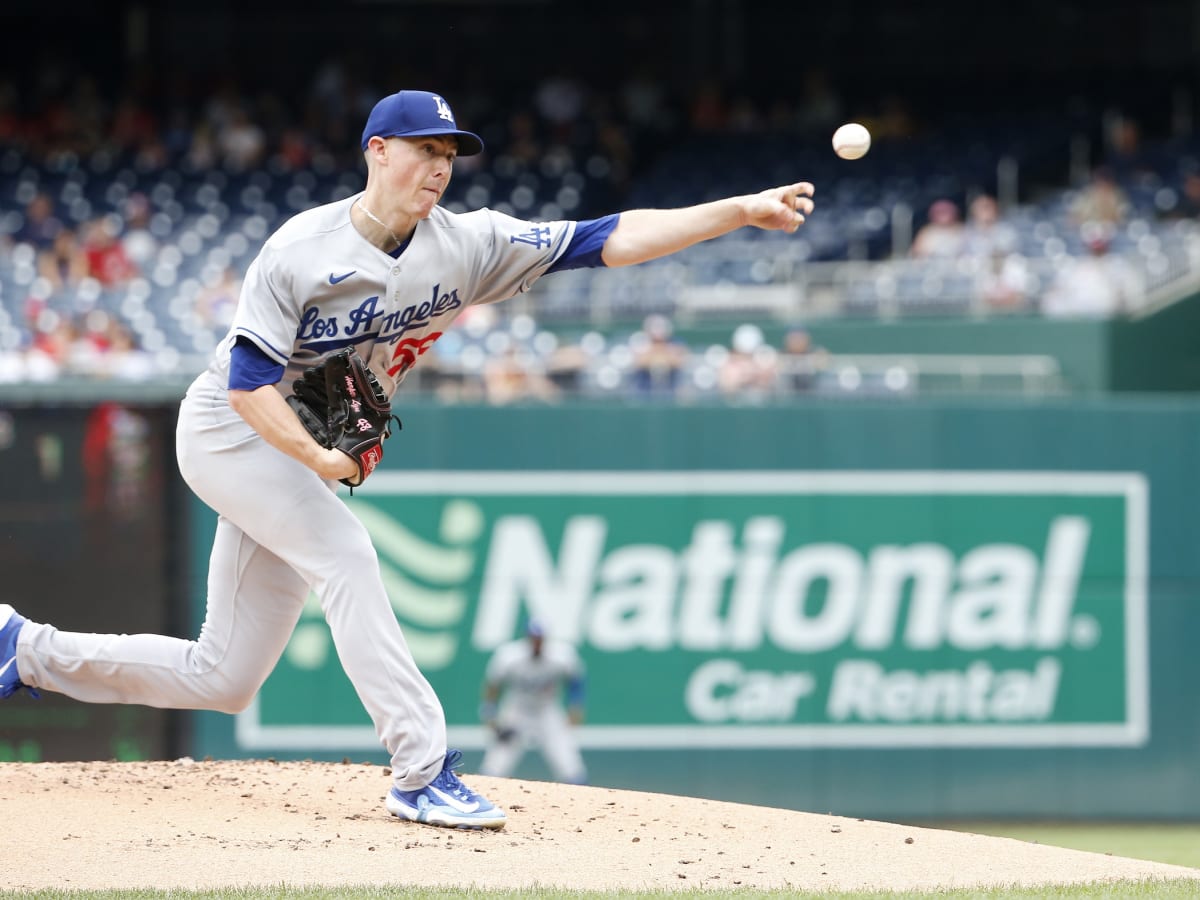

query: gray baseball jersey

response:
[209,194,578,393]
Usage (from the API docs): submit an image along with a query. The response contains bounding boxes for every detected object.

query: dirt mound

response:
[3,759,1197,892]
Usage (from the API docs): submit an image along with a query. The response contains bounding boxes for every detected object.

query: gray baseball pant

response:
[14,370,445,790]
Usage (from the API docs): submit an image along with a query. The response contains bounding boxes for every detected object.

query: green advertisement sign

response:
[235,471,1148,753]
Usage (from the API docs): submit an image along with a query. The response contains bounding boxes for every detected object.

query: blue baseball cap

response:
[361,90,484,157]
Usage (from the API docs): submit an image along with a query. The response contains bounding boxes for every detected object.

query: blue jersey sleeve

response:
[229,335,286,390]
[566,675,586,707]
[546,214,620,273]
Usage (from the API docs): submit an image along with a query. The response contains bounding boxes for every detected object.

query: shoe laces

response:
[433,749,482,803]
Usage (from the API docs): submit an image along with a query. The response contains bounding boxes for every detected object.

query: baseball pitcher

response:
[0,88,815,830]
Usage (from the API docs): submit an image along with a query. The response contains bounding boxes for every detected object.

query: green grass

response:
[941,822,1200,869]
[5,882,1200,899]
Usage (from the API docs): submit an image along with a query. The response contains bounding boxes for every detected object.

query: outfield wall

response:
[184,395,1200,820]
[0,401,186,763]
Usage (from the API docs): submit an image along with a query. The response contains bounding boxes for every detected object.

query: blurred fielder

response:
[479,619,587,784]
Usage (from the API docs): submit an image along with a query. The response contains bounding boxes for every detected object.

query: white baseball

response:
[832,122,871,160]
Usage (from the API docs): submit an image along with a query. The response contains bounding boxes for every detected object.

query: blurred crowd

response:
[414,309,835,406]
[902,111,1200,319]
[0,56,864,390]
[907,189,1144,318]
[0,57,1194,391]
[0,57,864,190]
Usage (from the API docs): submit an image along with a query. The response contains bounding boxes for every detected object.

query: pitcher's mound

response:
[2,759,1197,892]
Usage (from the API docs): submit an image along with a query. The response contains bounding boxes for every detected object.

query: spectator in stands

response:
[161,105,196,159]
[620,65,672,136]
[544,340,590,394]
[194,266,242,331]
[631,314,688,397]
[1159,172,1200,221]
[1070,166,1131,228]
[961,194,1027,311]
[133,133,170,172]
[979,251,1031,311]
[595,117,635,200]
[70,309,117,374]
[503,110,543,167]
[109,96,159,159]
[27,310,78,375]
[275,127,313,172]
[100,320,157,381]
[308,57,353,125]
[961,194,1017,259]
[911,199,965,259]
[483,343,560,405]
[1104,114,1144,180]
[718,323,778,400]
[81,217,138,287]
[218,107,267,171]
[1040,222,1142,318]
[36,227,89,292]
[185,122,219,170]
[534,72,587,145]
[778,327,830,393]
[119,193,158,270]
[15,193,63,250]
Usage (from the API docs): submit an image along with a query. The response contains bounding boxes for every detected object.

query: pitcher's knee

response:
[210,685,257,715]
[192,671,258,714]
[185,643,264,713]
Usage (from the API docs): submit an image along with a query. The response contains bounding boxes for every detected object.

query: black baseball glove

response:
[491,723,519,743]
[286,347,400,487]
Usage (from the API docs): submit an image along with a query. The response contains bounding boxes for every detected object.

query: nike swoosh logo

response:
[427,785,481,813]
[0,657,15,680]
[328,271,356,285]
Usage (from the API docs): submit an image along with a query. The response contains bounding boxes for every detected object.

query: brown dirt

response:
[3,759,1197,893]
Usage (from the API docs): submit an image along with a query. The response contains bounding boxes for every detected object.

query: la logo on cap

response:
[360,90,485,156]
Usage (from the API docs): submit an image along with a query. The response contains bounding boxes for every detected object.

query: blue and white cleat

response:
[0,604,36,699]
[386,749,507,830]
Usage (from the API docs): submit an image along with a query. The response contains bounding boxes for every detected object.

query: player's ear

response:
[365,136,389,166]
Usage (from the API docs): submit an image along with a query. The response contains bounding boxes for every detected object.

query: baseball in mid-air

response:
[832,122,871,160]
